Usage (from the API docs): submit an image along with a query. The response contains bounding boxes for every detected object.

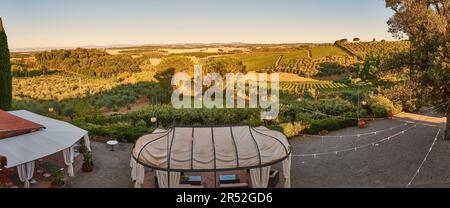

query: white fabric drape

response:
[17,161,35,188]
[250,166,271,188]
[282,155,291,188]
[63,146,75,177]
[156,171,181,188]
[134,163,145,188]
[130,156,137,181]
[83,134,92,152]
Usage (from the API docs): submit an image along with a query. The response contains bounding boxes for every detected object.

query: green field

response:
[309,45,349,58]
[231,52,287,71]
[231,45,351,71]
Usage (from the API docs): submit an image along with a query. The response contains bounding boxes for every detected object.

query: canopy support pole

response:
[167,128,176,188]
[229,127,240,168]
[248,126,263,187]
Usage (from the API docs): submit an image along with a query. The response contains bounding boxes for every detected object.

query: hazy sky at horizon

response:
[0,0,397,49]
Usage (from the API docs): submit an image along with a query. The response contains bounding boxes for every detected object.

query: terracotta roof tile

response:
[0,110,45,139]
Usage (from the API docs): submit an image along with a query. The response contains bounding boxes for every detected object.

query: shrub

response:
[135,119,147,128]
[267,125,284,133]
[304,89,317,99]
[106,123,150,142]
[305,118,356,134]
[73,119,152,143]
[126,105,263,127]
[372,106,387,118]
[297,97,356,116]
[379,81,421,112]
[50,167,65,186]
[339,90,363,104]
[279,122,307,138]
[157,56,194,74]
[317,63,345,77]
[368,95,401,116]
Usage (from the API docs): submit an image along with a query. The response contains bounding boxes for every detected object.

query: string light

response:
[420,102,447,114]
[292,125,417,158]
[300,122,409,138]
[405,128,441,188]
[297,107,388,121]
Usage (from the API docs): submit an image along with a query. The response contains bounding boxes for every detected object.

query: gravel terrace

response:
[68,141,133,188]
[290,116,450,188]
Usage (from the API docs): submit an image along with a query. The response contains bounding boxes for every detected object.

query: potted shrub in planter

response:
[387,110,394,119]
[82,152,94,172]
[180,175,190,184]
[358,120,366,129]
[78,139,88,154]
[50,168,65,188]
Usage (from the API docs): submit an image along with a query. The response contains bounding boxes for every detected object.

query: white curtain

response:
[134,163,145,188]
[63,146,75,177]
[156,171,181,188]
[17,161,35,188]
[130,156,137,181]
[83,134,92,152]
[282,155,291,188]
[250,166,271,188]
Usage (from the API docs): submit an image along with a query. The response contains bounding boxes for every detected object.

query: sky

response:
[0,0,397,49]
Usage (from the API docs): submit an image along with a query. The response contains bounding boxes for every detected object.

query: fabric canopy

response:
[132,126,291,171]
[0,110,89,168]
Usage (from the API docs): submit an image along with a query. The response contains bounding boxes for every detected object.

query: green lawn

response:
[310,45,349,58]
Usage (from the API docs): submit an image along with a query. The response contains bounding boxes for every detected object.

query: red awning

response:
[0,110,45,139]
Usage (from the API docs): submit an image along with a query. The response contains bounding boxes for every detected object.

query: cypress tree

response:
[0,17,12,110]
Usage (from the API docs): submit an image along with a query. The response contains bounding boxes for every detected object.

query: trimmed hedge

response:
[304,118,357,135]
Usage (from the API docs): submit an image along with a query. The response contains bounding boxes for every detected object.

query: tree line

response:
[34,48,147,78]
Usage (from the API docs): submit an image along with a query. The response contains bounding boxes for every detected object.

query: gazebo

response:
[0,110,91,188]
[130,125,291,188]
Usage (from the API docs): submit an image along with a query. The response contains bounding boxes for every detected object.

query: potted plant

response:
[180,175,190,184]
[82,152,94,172]
[358,119,366,129]
[78,139,87,154]
[387,110,394,119]
[50,168,65,188]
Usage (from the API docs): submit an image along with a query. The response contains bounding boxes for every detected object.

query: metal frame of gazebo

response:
[132,124,291,188]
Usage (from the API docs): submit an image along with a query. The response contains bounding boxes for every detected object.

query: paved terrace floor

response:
[68,142,134,188]
[69,113,449,188]
[290,115,449,188]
